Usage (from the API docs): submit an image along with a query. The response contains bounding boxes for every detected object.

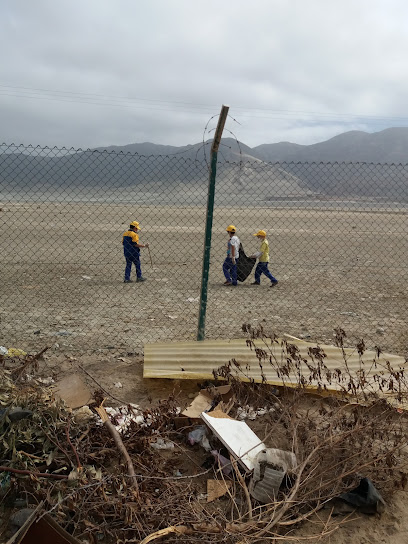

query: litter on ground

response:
[1,329,408,543]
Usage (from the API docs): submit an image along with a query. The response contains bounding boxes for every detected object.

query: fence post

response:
[197,105,229,341]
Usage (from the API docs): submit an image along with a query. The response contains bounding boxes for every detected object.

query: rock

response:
[10,508,35,528]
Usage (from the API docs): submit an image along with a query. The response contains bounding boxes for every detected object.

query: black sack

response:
[236,243,256,282]
[339,477,385,514]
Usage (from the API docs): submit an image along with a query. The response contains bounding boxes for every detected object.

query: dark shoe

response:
[270,281,278,287]
[223,281,232,286]
[124,279,133,283]
[251,281,260,285]
[136,277,146,282]
[232,283,238,287]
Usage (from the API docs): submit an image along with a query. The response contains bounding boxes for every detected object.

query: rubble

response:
[1,335,407,543]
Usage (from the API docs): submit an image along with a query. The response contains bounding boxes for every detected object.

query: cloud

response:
[1,0,408,148]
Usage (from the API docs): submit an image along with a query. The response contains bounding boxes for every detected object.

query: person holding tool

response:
[223,225,240,286]
[122,221,149,283]
[250,229,278,287]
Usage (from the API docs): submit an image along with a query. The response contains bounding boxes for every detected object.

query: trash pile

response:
[1,339,407,544]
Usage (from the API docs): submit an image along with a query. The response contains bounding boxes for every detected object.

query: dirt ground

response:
[14,352,408,544]
[0,199,407,542]
[0,202,407,356]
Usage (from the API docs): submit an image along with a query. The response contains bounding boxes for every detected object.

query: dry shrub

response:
[1,331,408,543]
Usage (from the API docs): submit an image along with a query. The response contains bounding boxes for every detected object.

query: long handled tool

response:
[147,246,153,269]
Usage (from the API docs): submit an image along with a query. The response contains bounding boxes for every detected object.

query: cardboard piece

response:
[207,479,233,502]
[182,385,231,419]
[53,374,93,409]
[201,410,266,472]
[7,503,81,544]
[174,385,232,428]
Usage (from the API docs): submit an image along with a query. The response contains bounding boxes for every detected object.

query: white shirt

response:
[227,235,240,259]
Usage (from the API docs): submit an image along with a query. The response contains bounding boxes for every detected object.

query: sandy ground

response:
[1,201,408,542]
[0,203,407,356]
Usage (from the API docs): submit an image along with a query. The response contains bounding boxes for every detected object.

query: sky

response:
[2,0,408,150]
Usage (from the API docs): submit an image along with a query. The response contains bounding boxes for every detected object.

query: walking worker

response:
[223,225,240,286]
[250,230,278,287]
[122,221,149,283]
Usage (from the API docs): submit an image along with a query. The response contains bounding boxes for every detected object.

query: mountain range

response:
[99,127,408,164]
[1,128,408,203]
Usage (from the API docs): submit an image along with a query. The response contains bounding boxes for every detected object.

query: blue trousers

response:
[124,252,142,280]
[255,262,277,284]
[223,257,237,285]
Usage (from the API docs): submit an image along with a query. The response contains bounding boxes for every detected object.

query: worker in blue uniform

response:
[122,221,149,283]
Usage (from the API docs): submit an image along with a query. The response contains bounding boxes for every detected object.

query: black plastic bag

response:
[339,477,385,514]
[236,244,256,282]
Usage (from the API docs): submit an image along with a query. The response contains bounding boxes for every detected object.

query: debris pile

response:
[1,334,407,543]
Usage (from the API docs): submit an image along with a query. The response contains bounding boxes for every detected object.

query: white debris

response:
[150,438,175,450]
[237,405,269,421]
[73,406,95,425]
[81,275,92,280]
[197,493,208,501]
[36,376,55,386]
[100,402,177,434]
[103,404,153,433]
[186,297,199,303]
[114,382,123,388]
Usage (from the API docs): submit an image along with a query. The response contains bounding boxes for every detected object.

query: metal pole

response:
[197,104,229,341]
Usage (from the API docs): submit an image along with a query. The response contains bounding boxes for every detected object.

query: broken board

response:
[201,409,266,472]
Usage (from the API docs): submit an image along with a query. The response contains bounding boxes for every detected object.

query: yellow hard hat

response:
[130,221,140,229]
[226,225,236,232]
[253,230,266,237]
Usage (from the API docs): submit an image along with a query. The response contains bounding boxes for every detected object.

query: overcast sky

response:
[1,0,408,149]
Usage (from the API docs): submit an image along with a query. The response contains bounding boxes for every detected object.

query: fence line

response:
[0,142,407,355]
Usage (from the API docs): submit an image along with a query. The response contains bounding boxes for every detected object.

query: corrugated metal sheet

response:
[144,337,408,405]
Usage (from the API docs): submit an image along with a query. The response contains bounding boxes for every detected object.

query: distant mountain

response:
[95,128,408,163]
[252,127,408,163]
[1,129,408,203]
[96,138,258,162]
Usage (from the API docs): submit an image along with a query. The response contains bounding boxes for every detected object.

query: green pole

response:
[197,105,229,341]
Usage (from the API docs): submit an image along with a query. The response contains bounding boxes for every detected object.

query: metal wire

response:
[0,142,407,353]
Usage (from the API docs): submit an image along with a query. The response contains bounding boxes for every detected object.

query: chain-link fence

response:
[1,142,407,354]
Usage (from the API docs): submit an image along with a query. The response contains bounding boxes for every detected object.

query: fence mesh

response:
[1,143,407,354]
